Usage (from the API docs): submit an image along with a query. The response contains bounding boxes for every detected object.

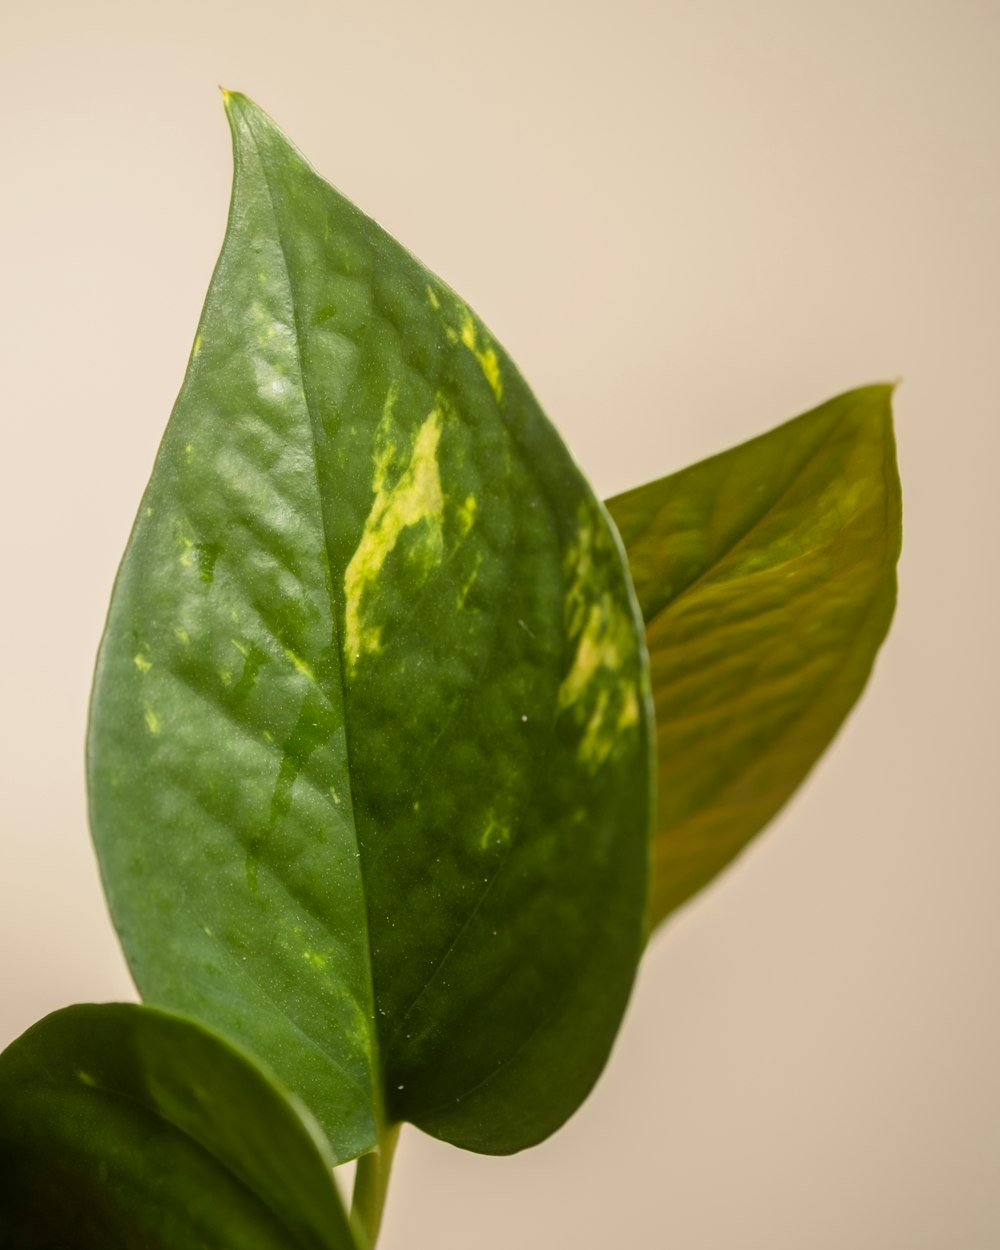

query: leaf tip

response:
[220,87,254,118]
[850,375,900,420]
[859,378,899,402]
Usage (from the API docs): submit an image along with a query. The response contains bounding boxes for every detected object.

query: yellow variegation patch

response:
[343,401,446,674]
[427,284,504,402]
[557,505,643,772]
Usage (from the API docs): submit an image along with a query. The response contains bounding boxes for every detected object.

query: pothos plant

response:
[0,92,901,1249]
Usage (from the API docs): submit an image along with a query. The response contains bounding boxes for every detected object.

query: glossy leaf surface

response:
[606,385,901,929]
[88,93,653,1158]
[0,1004,357,1250]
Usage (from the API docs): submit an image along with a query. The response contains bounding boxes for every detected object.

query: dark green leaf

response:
[88,92,653,1158]
[0,1003,357,1249]
[606,385,901,929]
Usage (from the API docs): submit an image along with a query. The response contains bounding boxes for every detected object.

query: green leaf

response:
[0,1003,358,1249]
[606,385,901,930]
[87,92,653,1158]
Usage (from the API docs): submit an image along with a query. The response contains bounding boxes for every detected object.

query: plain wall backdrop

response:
[2,1,998,1246]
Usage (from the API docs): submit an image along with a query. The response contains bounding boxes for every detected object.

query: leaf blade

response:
[88,92,653,1157]
[606,385,901,929]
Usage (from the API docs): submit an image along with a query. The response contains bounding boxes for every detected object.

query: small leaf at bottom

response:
[0,1003,357,1250]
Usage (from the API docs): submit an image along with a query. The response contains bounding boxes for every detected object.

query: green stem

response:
[351,1122,401,1249]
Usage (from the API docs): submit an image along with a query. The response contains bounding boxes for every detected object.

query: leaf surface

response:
[88,93,652,1158]
[0,1004,357,1250]
[606,385,901,929]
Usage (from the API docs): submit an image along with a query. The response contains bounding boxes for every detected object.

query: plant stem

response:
[351,1122,401,1249]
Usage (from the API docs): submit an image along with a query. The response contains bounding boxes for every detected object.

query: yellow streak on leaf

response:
[557,507,642,772]
[558,600,629,710]
[283,648,316,683]
[457,493,477,537]
[344,407,445,673]
[460,310,503,402]
[478,813,511,851]
[428,287,503,400]
[456,551,482,610]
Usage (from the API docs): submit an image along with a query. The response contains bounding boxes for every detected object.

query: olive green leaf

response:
[87,92,653,1160]
[0,1003,358,1250]
[606,385,901,930]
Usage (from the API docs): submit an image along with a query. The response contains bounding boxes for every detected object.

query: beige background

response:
[2,1,998,1246]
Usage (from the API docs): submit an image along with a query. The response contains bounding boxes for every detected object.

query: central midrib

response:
[242,113,386,1150]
